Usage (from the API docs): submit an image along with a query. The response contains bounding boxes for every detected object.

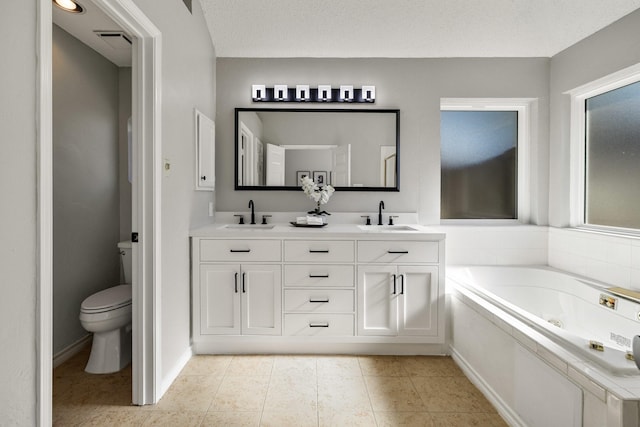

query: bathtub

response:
[447,266,640,427]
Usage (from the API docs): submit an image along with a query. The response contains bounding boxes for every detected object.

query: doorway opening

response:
[38,0,161,423]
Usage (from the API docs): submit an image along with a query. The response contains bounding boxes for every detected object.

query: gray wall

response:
[216,58,550,224]
[132,0,217,382]
[548,9,640,227]
[52,25,121,355]
[0,2,38,423]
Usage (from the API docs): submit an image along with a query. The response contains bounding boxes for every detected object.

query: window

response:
[440,99,533,222]
[585,82,640,230]
[569,65,640,233]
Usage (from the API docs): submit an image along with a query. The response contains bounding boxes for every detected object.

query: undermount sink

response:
[357,225,418,232]
[223,224,276,230]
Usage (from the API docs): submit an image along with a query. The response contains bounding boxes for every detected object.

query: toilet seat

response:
[81,284,132,314]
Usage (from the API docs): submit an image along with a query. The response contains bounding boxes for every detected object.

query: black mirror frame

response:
[234,107,400,192]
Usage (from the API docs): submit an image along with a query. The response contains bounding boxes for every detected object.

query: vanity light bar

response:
[251,85,375,103]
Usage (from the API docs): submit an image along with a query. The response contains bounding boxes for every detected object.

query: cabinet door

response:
[241,265,282,335]
[357,266,397,336]
[398,266,438,336]
[195,109,215,191]
[200,264,240,335]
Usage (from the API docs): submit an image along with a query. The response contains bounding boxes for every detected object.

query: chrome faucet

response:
[248,199,256,224]
[378,200,385,225]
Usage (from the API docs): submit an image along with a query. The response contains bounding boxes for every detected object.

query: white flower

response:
[300,176,334,205]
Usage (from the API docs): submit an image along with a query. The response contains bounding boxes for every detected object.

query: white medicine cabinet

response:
[195,109,215,191]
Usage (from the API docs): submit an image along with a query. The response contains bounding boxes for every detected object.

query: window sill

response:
[565,225,640,240]
[439,219,525,226]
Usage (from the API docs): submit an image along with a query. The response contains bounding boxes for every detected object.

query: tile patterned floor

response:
[53,348,507,426]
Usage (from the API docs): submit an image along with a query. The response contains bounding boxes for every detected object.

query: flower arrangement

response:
[300,176,335,215]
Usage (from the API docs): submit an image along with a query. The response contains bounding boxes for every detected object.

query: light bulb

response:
[54,0,83,13]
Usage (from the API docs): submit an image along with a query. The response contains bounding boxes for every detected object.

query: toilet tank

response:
[117,240,133,284]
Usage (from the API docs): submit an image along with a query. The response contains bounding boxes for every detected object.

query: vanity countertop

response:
[190,223,445,240]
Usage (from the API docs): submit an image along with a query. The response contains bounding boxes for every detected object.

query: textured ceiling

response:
[201,0,640,58]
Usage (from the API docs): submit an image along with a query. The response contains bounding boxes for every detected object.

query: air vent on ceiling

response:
[94,31,132,49]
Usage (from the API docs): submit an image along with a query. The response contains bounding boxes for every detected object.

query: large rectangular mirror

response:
[235,108,400,191]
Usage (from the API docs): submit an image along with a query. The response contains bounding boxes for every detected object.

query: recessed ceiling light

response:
[53,0,84,13]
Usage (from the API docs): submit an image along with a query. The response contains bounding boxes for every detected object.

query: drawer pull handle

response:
[309,298,330,303]
[309,322,329,328]
[309,249,330,253]
[309,274,330,278]
[230,249,251,253]
[388,250,409,254]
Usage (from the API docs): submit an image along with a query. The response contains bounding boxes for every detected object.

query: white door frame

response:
[37,0,162,424]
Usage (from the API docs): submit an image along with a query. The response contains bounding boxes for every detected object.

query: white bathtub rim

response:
[449,282,640,404]
[448,265,639,320]
[447,265,640,376]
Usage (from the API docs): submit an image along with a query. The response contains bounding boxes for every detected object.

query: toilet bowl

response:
[79,241,132,374]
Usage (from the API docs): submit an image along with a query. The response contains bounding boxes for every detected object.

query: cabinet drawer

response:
[357,241,439,264]
[200,239,281,262]
[284,265,354,287]
[284,240,354,263]
[284,314,354,336]
[284,289,354,313]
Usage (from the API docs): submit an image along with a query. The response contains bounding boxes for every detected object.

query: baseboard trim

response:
[450,347,525,427]
[193,341,449,355]
[159,346,193,399]
[53,334,91,368]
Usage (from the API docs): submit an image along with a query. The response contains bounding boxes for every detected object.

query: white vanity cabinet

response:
[357,241,441,338]
[191,225,445,354]
[195,239,281,336]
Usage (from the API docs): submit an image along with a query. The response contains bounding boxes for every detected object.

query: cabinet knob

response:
[201,175,207,181]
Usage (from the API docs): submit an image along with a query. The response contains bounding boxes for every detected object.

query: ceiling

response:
[53,0,131,67]
[200,0,640,58]
[52,0,640,64]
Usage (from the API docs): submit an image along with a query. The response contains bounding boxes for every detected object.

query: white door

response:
[255,138,264,185]
[239,122,254,186]
[332,144,351,186]
[357,265,397,336]
[265,143,285,186]
[397,266,438,336]
[380,145,396,187]
[241,265,282,335]
[200,264,241,335]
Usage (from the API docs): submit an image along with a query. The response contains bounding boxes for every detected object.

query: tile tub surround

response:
[435,224,549,266]
[53,348,507,426]
[548,227,640,290]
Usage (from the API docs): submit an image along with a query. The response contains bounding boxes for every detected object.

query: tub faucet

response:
[378,200,385,225]
[248,199,256,224]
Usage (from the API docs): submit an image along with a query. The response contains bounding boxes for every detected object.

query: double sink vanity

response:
[190,220,446,354]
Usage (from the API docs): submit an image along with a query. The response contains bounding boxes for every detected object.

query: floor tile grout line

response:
[257,357,275,427]
[357,357,380,426]
[315,357,320,427]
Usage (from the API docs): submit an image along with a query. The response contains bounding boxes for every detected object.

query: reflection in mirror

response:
[235,108,400,191]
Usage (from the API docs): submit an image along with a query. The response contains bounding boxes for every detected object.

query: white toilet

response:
[79,241,133,374]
